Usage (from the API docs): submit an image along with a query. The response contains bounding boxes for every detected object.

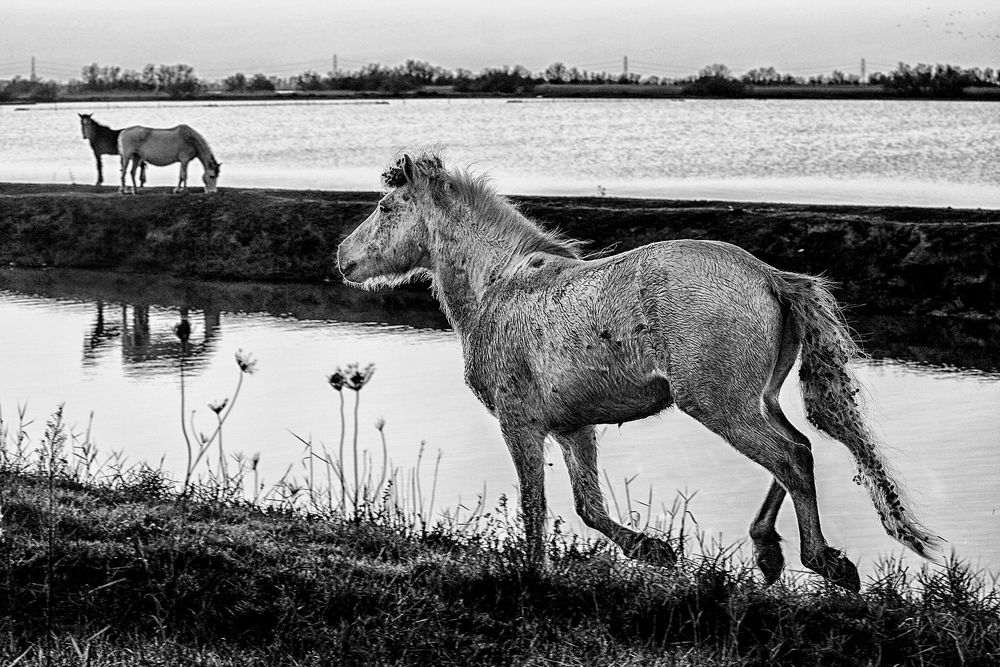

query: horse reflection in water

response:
[337,152,941,591]
[84,303,220,371]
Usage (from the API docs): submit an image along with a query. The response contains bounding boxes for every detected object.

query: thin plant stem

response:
[307,438,315,511]
[179,341,193,495]
[337,391,345,514]
[321,442,334,512]
[376,426,388,502]
[216,413,227,492]
[352,390,360,515]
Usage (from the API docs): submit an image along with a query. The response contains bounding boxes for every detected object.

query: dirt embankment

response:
[1,183,997,319]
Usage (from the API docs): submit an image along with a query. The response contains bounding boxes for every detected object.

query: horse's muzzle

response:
[338,259,358,280]
[336,244,358,281]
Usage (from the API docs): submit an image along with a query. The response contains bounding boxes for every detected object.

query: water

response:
[2,98,999,207]
[1,268,998,578]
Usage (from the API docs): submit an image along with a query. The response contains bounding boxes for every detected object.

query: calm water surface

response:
[1,98,999,206]
[1,268,997,578]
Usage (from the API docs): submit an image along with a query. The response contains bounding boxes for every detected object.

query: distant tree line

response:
[65,63,203,98]
[677,62,999,97]
[222,72,275,93]
[1,60,997,102]
[289,59,999,97]
[0,77,60,102]
[870,63,998,96]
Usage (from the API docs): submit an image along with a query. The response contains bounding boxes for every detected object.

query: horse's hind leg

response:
[139,162,147,188]
[689,400,859,592]
[752,396,818,584]
[554,426,676,567]
[129,157,141,194]
[749,312,808,584]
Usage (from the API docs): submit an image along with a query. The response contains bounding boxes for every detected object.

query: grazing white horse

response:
[337,152,941,592]
[118,124,220,194]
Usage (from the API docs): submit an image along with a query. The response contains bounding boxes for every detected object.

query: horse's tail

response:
[767,270,941,560]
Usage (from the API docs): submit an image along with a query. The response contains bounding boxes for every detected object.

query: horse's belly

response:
[550,373,673,429]
[143,156,177,167]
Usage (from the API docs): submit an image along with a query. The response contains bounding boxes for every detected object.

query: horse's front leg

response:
[553,426,677,567]
[94,153,103,186]
[175,160,188,193]
[499,421,548,568]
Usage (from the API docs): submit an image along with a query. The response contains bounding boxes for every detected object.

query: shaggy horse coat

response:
[337,153,939,591]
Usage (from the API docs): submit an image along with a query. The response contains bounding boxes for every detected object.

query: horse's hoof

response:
[628,537,678,568]
[754,540,785,585]
[805,547,860,593]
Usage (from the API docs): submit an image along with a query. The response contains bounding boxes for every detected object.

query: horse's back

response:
[466,239,787,427]
[118,125,198,165]
[626,240,788,410]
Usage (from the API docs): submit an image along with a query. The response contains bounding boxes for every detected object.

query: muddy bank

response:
[1,183,997,319]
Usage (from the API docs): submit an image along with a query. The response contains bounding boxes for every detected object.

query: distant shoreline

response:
[4,84,1000,105]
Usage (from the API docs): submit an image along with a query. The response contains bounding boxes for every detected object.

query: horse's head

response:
[337,153,442,288]
[79,113,93,140]
[203,157,221,193]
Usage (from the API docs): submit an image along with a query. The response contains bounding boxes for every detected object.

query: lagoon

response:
[0,268,997,578]
[2,98,999,207]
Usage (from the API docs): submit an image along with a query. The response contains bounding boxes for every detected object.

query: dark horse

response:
[79,114,145,187]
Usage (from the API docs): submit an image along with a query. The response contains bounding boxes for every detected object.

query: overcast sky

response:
[2,0,997,81]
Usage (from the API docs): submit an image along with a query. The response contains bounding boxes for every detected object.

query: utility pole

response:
[861,57,866,84]
[623,55,628,79]
[30,56,36,81]
[332,54,338,76]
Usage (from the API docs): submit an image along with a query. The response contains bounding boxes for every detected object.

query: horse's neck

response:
[89,125,118,151]
[429,212,519,332]
[184,128,212,165]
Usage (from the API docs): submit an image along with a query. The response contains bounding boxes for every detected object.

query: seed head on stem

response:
[235,349,257,375]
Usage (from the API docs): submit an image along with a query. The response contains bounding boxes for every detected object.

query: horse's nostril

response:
[339,259,357,277]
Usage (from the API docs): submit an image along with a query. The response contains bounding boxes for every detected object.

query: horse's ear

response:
[402,154,416,185]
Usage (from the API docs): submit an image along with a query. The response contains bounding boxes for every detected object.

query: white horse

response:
[337,152,941,592]
[118,124,220,194]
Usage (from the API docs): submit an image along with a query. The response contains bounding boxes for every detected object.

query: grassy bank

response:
[1,183,998,319]
[2,463,998,665]
[0,337,997,664]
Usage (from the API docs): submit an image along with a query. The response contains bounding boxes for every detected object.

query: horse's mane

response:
[82,115,118,139]
[181,125,218,166]
[383,152,583,260]
[89,117,114,132]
